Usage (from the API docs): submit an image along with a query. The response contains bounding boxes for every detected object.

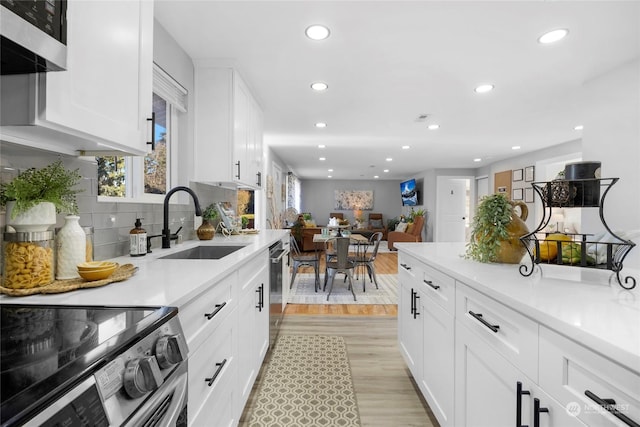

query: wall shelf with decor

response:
[519,178,636,289]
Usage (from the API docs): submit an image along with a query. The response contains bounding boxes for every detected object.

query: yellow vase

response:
[197,220,215,240]
[495,201,530,264]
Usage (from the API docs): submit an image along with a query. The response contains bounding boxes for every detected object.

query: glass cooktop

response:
[0,304,175,426]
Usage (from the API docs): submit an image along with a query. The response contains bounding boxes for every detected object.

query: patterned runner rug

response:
[249,335,360,426]
[288,273,398,304]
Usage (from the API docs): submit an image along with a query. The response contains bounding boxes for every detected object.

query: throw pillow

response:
[395,222,408,233]
[406,223,415,234]
[370,219,383,228]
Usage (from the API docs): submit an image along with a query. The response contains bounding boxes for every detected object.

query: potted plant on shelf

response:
[465,193,529,264]
[197,203,219,240]
[0,160,82,231]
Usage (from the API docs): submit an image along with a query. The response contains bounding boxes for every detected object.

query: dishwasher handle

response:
[270,249,289,263]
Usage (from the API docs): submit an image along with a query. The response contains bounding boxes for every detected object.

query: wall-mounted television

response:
[400,178,418,206]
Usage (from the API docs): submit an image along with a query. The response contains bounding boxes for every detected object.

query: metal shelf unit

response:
[519,178,636,290]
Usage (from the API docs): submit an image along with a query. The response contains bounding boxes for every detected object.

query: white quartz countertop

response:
[0,230,289,308]
[395,242,640,374]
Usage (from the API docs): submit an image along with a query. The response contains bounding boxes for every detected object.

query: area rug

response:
[249,335,361,426]
[289,273,398,304]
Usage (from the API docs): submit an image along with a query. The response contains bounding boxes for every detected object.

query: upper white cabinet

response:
[194,66,263,188]
[0,0,154,156]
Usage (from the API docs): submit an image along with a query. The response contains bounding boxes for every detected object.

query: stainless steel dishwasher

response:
[269,239,288,348]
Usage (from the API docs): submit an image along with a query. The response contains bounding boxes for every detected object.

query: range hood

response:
[1,1,67,75]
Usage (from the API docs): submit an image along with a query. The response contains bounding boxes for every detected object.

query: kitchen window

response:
[97,65,187,202]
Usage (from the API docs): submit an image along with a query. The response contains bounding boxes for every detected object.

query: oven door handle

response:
[270,249,289,263]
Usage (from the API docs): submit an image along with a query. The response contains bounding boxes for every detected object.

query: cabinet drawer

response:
[188,307,236,422]
[399,253,422,283]
[179,271,235,353]
[540,326,640,427]
[419,263,455,315]
[456,282,538,380]
[238,250,267,292]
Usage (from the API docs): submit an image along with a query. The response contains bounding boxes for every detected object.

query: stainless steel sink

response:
[159,245,246,260]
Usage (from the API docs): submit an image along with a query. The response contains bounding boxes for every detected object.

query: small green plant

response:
[387,217,400,231]
[0,160,82,218]
[409,208,425,222]
[465,194,512,263]
[302,213,312,221]
[241,216,249,228]
[202,204,220,221]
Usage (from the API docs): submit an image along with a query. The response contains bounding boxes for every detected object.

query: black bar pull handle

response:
[146,112,156,150]
[204,359,227,387]
[256,286,262,311]
[413,294,420,319]
[516,381,531,427]
[235,161,241,179]
[260,283,265,309]
[410,288,415,315]
[468,310,500,333]
[533,398,549,427]
[204,302,227,320]
[424,279,440,290]
[256,171,262,186]
[585,390,640,427]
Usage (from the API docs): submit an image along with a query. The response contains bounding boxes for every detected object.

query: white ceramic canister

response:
[56,215,87,280]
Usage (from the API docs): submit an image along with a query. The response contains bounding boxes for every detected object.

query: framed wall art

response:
[334,190,374,210]
[513,168,523,182]
[525,187,534,203]
[525,165,535,182]
[513,188,523,201]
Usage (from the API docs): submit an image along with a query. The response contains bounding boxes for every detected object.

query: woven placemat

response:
[0,264,138,297]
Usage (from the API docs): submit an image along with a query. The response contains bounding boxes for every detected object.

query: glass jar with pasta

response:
[2,231,55,289]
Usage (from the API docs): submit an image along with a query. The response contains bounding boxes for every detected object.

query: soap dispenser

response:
[130,218,147,257]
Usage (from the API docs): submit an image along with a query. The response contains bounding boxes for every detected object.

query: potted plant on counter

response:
[0,160,82,231]
[465,193,529,264]
[197,203,219,240]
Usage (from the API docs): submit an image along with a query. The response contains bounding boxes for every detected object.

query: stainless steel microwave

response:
[0,0,67,75]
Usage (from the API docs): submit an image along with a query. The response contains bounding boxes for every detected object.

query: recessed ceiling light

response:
[311,82,328,91]
[315,122,327,128]
[475,84,494,94]
[328,175,332,178]
[574,125,584,130]
[401,146,410,150]
[512,146,521,150]
[538,29,569,44]
[383,169,389,173]
[305,25,330,41]
[473,158,482,162]
[319,157,326,161]
[428,124,440,130]
[318,144,326,148]
[386,158,393,162]
[374,175,379,179]
[328,169,333,172]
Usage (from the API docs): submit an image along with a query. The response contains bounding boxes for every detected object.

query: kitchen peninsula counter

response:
[395,242,640,375]
[0,230,289,308]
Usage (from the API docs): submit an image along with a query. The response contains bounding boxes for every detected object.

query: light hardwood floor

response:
[240,252,440,426]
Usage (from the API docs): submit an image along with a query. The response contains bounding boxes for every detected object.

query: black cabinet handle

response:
[235,161,241,179]
[146,112,156,150]
[424,279,440,290]
[585,390,640,427]
[256,286,262,311]
[410,289,415,315]
[413,294,420,319]
[256,171,262,186]
[204,302,227,320]
[516,381,531,427]
[468,310,500,333]
[533,398,548,427]
[204,359,227,387]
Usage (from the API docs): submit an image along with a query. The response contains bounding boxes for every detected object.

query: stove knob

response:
[155,334,188,369]
[123,356,164,398]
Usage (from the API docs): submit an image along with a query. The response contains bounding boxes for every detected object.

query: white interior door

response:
[436,177,469,242]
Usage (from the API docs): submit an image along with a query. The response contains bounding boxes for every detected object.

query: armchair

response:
[388,215,425,250]
[367,213,387,240]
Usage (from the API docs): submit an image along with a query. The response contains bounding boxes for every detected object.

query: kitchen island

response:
[396,242,640,427]
[0,229,289,427]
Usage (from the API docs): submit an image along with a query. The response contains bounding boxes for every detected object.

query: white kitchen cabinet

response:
[455,321,585,427]
[237,251,269,417]
[0,0,153,156]
[194,66,263,188]
[398,254,423,379]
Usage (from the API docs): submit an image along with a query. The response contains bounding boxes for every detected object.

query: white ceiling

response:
[154,1,640,181]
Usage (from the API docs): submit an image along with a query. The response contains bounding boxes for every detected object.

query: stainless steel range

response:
[0,304,188,426]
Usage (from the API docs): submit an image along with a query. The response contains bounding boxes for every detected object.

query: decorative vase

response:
[197,219,215,240]
[56,215,87,280]
[5,201,57,232]
[495,201,530,264]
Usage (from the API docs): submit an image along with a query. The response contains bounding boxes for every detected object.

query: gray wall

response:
[300,179,403,227]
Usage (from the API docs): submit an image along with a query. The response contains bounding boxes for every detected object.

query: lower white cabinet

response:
[398,256,423,379]
[455,321,585,427]
[179,250,270,426]
[237,256,269,416]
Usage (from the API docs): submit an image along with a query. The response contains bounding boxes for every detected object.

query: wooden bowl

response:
[77,264,117,281]
[77,261,117,271]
